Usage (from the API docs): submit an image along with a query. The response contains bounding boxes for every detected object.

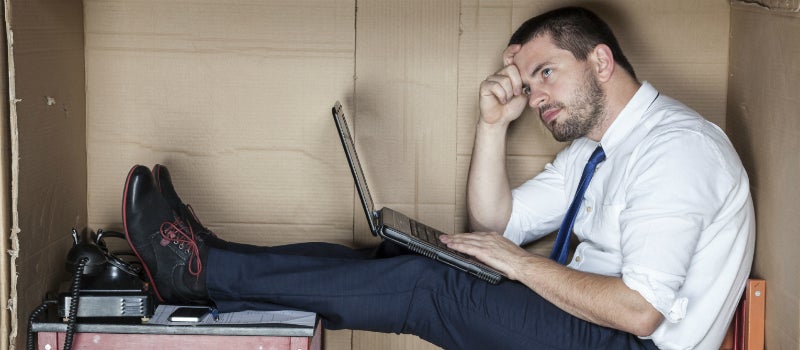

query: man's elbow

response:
[466,207,510,233]
[628,308,664,337]
[467,214,507,234]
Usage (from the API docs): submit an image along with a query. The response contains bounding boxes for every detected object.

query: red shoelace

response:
[159,219,202,277]
[186,204,217,238]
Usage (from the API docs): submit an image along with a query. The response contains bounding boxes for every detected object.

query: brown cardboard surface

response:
[352,0,458,348]
[353,0,459,242]
[4,0,737,349]
[5,0,87,349]
[744,0,800,11]
[728,3,800,349]
[84,0,356,246]
[83,1,356,348]
[323,329,353,350]
[2,2,19,347]
[0,3,9,349]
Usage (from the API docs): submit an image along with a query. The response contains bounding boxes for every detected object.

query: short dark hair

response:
[508,7,637,81]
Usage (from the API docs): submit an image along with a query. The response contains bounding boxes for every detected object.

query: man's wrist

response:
[476,117,510,134]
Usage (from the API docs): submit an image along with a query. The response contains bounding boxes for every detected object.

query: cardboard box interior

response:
[728,3,800,349]
[3,0,798,349]
[0,3,10,348]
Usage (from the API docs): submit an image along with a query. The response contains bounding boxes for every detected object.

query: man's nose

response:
[528,88,548,108]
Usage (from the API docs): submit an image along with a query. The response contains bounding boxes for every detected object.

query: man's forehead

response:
[513,35,572,71]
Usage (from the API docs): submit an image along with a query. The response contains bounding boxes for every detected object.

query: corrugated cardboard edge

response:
[734,0,800,12]
[2,0,18,348]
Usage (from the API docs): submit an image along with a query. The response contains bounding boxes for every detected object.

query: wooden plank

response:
[43,332,322,350]
[36,332,58,350]
[745,279,765,350]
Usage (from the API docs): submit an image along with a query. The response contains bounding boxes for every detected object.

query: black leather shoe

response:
[122,165,209,304]
[153,164,217,240]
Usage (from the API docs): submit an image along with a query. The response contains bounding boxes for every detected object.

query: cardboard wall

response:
[84,0,357,249]
[728,3,800,349]
[5,0,87,348]
[0,3,10,348]
[82,1,730,349]
[7,0,731,349]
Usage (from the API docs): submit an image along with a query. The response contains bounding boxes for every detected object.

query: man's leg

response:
[150,163,409,260]
[205,237,409,259]
[207,246,658,350]
[122,166,656,350]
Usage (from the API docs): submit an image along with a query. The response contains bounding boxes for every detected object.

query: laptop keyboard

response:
[409,220,455,251]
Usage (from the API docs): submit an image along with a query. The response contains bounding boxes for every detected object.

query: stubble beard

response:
[543,70,606,142]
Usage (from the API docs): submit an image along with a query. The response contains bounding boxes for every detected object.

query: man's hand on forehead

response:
[476,44,529,125]
[501,44,527,96]
[503,44,522,67]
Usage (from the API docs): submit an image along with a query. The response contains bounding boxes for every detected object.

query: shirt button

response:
[575,256,582,262]
[586,206,592,213]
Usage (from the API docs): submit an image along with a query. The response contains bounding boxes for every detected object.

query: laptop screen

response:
[332,101,379,233]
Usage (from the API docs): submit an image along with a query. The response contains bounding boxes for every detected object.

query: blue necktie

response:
[550,146,606,264]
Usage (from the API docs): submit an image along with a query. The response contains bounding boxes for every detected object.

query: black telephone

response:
[57,228,155,319]
[27,228,157,350]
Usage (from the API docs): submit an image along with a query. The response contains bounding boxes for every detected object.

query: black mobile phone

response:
[168,307,209,322]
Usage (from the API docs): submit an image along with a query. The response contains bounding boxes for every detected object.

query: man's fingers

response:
[441,232,499,245]
[481,77,514,103]
[503,44,522,66]
[481,65,524,102]
[503,64,524,96]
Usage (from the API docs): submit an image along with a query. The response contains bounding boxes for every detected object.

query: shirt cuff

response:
[622,266,688,323]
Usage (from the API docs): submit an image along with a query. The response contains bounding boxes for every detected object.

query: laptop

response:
[331,101,505,284]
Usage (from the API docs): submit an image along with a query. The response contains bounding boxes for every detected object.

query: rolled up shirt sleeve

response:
[617,129,736,322]
[622,265,689,323]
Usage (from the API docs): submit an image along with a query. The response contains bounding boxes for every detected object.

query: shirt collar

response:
[599,81,659,156]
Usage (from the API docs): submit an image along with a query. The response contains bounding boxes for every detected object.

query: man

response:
[122,7,754,350]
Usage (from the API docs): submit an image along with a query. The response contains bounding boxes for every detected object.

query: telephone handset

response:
[57,228,155,319]
[27,228,157,350]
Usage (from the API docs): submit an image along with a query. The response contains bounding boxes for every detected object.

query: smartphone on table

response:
[168,307,209,322]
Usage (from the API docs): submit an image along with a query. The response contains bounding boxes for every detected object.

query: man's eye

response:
[522,86,531,95]
[542,68,552,78]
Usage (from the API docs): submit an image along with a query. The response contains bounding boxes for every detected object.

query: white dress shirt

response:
[503,82,755,350]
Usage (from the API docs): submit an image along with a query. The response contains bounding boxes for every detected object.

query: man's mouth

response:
[540,107,562,124]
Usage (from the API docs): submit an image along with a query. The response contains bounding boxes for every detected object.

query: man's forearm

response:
[513,255,664,337]
[467,120,513,233]
[439,231,664,336]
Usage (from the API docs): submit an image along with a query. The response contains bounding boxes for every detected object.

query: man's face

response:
[513,35,606,142]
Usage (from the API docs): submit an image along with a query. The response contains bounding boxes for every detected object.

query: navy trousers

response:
[206,240,659,350]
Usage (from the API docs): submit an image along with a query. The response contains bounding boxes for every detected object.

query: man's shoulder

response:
[636,95,744,178]
[644,94,727,144]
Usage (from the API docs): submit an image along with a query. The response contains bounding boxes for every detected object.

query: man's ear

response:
[591,44,615,83]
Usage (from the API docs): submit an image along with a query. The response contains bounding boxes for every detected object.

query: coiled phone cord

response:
[62,256,89,350]
[26,300,55,350]
[27,257,88,350]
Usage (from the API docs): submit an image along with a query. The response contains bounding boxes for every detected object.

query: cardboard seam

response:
[2,0,19,348]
